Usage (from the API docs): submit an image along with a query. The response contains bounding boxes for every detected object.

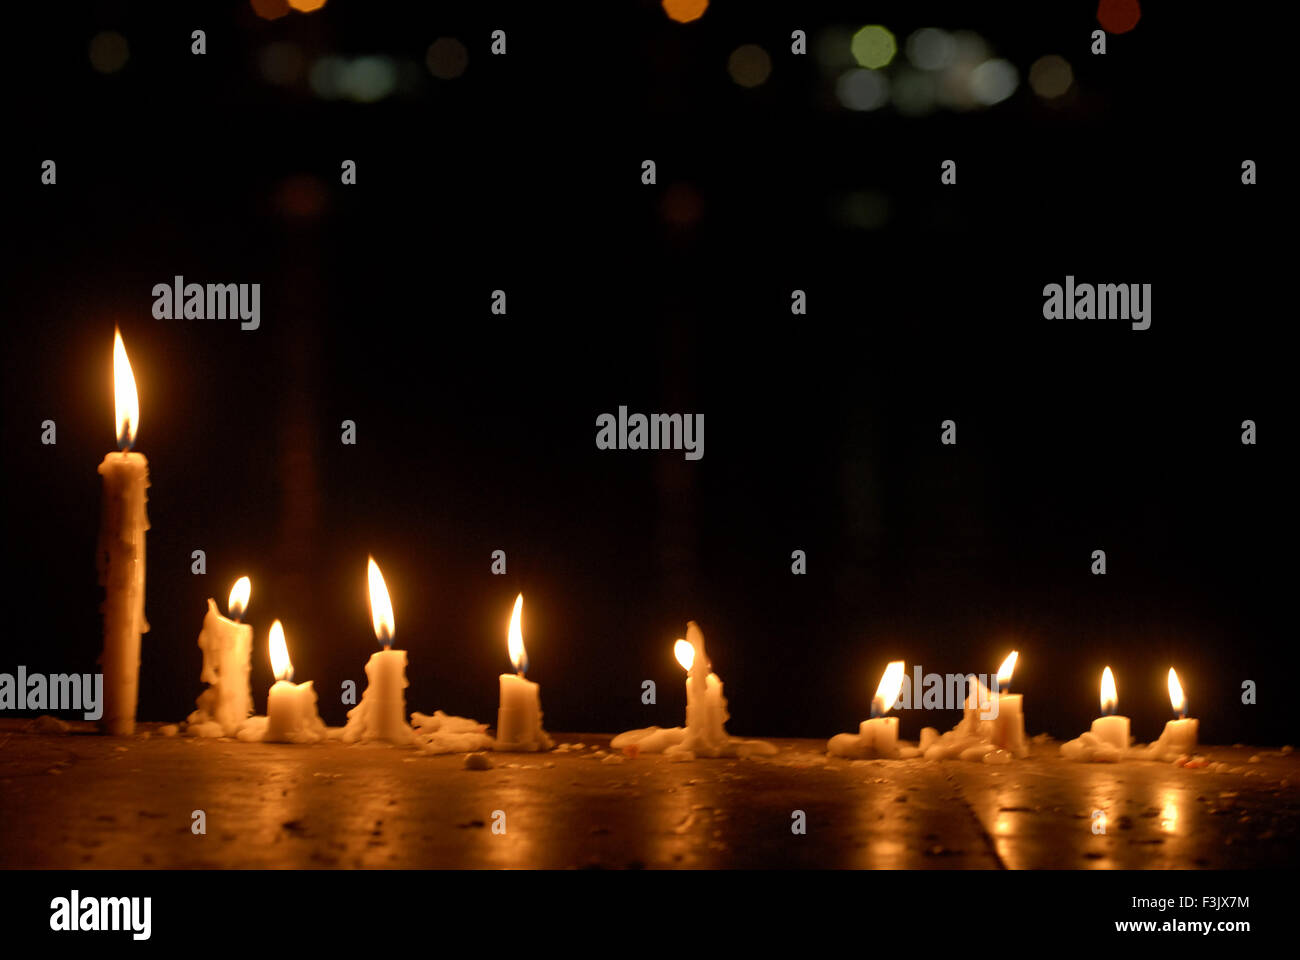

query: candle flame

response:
[871,661,906,718]
[113,327,139,449]
[997,650,1018,692]
[269,619,293,682]
[1100,666,1118,716]
[1168,667,1185,718]
[674,638,694,672]
[228,576,251,621]
[367,556,395,647]
[507,593,528,675]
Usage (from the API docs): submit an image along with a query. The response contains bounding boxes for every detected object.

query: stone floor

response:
[1,720,1294,868]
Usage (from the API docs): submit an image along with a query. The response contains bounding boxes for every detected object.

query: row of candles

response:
[95,328,1198,755]
[837,653,1196,759]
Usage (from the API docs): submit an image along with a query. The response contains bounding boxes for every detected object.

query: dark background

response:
[2,1,1286,746]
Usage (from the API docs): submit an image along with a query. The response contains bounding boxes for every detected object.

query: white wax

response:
[859,716,900,758]
[684,672,729,753]
[188,599,253,736]
[264,679,321,742]
[992,693,1026,757]
[496,673,551,751]
[1090,714,1130,751]
[341,648,414,744]
[1159,717,1198,753]
[96,452,149,735]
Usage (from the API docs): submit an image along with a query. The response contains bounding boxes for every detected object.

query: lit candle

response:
[96,328,149,735]
[341,557,414,744]
[187,577,254,737]
[263,620,325,743]
[991,650,1026,757]
[827,660,905,759]
[676,624,728,753]
[860,661,905,758]
[1157,667,1198,754]
[1090,666,1130,750]
[495,594,552,751]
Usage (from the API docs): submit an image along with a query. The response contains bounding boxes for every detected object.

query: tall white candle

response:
[495,594,552,751]
[991,651,1026,756]
[342,557,414,744]
[96,329,149,735]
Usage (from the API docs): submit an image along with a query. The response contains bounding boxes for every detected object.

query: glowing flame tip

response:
[872,660,906,717]
[367,556,395,646]
[268,619,293,682]
[228,576,251,620]
[1100,666,1118,716]
[507,593,527,674]
[112,327,140,449]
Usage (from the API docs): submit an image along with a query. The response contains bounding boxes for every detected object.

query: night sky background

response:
[2,1,1286,748]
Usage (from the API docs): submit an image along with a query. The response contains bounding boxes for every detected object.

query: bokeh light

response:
[727,44,771,88]
[837,68,890,112]
[661,182,703,227]
[851,25,896,69]
[250,0,290,20]
[905,28,954,71]
[969,59,1019,106]
[891,69,938,117]
[89,31,129,74]
[343,57,397,102]
[426,38,469,80]
[308,56,346,99]
[259,42,305,86]
[1097,0,1141,34]
[662,0,707,24]
[288,0,328,12]
[1028,55,1073,99]
[837,190,890,230]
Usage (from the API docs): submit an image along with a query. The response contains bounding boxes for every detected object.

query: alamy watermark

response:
[596,406,703,461]
[0,667,103,720]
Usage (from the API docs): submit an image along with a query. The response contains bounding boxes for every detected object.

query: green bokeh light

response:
[851,25,897,69]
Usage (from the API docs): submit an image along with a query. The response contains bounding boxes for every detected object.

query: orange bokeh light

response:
[662,0,708,25]
[1097,0,1141,34]
[250,0,289,20]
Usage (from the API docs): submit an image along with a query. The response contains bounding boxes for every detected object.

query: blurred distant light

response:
[850,25,896,69]
[1097,0,1141,34]
[288,0,328,11]
[970,59,1019,106]
[815,27,856,77]
[426,37,469,79]
[905,28,954,71]
[342,56,397,102]
[308,56,347,99]
[273,175,328,221]
[892,69,938,117]
[727,44,772,88]
[950,31,991,66]
[837,190,890,230]
[837,68,890,112]
[259,42,305,86]
[1029,55,1073,99]
[89,31,129,74]
[661,182,703,227]
[662,0,708,24]
[250,0,290,20]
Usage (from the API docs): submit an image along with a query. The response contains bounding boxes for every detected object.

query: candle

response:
[611,624,775,759]
[96,328,149,735]
[676,627,729,753]
[341,557,414,744]
[263,620,325,743]
[991,650,1027,757]
[1089,666,1130,750]
[495,594,552,751]
[187,577,254,737]
[1157,667,1198,753]
[828,660,905,759]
